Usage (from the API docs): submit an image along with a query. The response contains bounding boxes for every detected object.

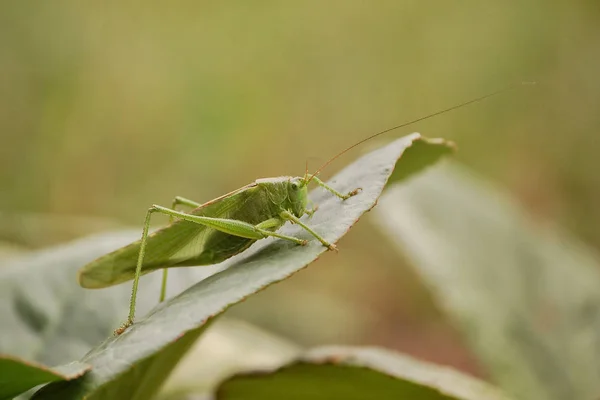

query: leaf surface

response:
[29,134,453,399]
[158,318,300,399]
[0,232,218,399]
[374,162,600,400]
[216,346,512,400]
[0,356,89,400]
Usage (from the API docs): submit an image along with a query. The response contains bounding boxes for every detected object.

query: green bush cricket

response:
[77,86,523,335]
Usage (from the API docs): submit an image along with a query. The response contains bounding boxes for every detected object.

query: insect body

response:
[78,174,359,334]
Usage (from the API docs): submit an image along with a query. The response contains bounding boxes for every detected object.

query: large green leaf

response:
[0,357,89,400]
[0,232,219,400]
[31,134,454,399]
[216,346,512,400]
[373,162,600,400]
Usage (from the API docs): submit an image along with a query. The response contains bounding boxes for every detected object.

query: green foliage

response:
[216,346,510,400]
[374,162,600,400]
[2,2,599,398]
[0,230,208,366]
[3,136,487,400]
[0,358,88,400]
[12,135,600,399]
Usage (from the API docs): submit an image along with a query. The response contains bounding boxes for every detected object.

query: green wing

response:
[78,183,270,288]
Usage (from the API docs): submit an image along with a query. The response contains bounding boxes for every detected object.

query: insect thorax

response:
[255,176,307,217]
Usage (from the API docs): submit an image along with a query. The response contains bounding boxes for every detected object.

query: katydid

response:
[77,85,526,335]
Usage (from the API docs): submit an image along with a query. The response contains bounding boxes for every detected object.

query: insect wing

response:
[77,184,258,288]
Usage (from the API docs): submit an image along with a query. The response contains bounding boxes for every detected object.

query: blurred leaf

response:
[0,231,217,368]
[216,346,512,400]
[373,162,600,400]
[32,134,454,399]
[0,241,25,262]
[158,318,301,400]
[0,356,89,400]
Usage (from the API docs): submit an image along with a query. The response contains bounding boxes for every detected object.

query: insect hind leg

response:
[117,206,157,335]
[119,199,202,335]
[118,206,309,335]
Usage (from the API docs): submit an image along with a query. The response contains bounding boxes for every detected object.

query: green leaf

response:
[0,231,213,367]
[0,232,215,399]
[158,318,301,399]
[373,162,600,400]
[0,356,89,400]
[32,134,454,399]
[216,346,512,400]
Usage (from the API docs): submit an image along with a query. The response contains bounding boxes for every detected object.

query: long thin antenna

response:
[305,160,309,180]
[306,82,534,183]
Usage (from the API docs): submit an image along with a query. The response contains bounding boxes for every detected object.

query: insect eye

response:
[291,182,299,190]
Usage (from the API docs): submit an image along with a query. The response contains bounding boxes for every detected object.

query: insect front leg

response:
[159,196,204,303]
[304,200,319,218]
[310,176,362,200]
[280,210,337,251]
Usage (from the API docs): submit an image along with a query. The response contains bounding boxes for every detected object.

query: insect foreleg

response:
[159,196,204,303]
[280,210,337,251]
[305,200,318,218]
[310,176,361,200]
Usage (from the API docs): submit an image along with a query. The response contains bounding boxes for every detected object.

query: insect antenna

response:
[306,82,535,184]
[304,160,309,182]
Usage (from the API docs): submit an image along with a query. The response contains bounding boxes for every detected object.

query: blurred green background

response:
[1,0,599,380]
